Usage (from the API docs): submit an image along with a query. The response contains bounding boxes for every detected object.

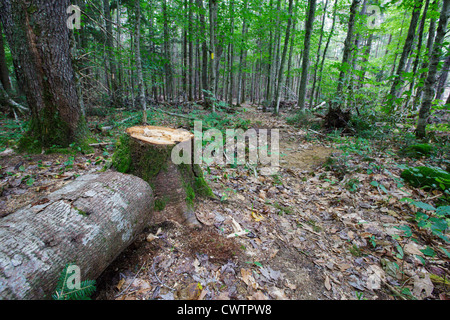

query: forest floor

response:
[0,105,449,300]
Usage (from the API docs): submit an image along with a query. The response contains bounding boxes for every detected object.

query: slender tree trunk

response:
[163,0,173,102]
[413,0,438,108]
[103,0,119,105]
[404,0,430,109]
[387,0,424,107]
[436,51,450,100]
[309,0,328,108]
[188,0,194,101]
[208,0,218,112]
[197,0,208,100]
[315,0,338,104]
[228,0,235,107]
[285,17,297,100]
[236,0,248,107]
[335,0,361,106]
[357,32,373,88]
[275,0,294,114]
[0,22,11,93]
[134,0,147,123]
[0,0,83,148]
[298,0,317,110]
[416,0,450,138]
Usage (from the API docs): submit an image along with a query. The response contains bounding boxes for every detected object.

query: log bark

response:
[112,126,213,228]
[0,172,154,300]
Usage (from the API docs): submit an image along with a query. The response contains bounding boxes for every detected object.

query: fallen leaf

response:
[412,273,434,298]
[324,276,331,291]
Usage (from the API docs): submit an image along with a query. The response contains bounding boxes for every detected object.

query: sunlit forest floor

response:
[0,104,449,300]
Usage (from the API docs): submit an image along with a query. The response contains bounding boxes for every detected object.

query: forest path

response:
[94,106,364,300]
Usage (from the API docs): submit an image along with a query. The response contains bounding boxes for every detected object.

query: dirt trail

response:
[95,107,364,300]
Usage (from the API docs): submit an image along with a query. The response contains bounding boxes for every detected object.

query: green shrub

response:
[401,143,434,158]
[401,166,450,191]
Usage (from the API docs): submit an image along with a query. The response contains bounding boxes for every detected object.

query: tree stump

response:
[0,172,154,300]
[112,126,214,228]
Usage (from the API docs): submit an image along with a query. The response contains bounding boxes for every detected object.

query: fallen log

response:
[112,126,214,228]
[0,172,154,300]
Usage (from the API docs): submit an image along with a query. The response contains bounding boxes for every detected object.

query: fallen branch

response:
[0,82,28,114]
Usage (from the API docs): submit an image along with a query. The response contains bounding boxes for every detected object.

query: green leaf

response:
[254,261,263,268]
[370,181,379,187]
[411,201,435,212]
[396,245,404,259]
[440,246,450,258]
[420,246,436,257]
[395,225,412,237]
[436,206,450,217]
[26,178,35,187]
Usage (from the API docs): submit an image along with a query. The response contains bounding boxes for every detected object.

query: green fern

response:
[52,264,96,300]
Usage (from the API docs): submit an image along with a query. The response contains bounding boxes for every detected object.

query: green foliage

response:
[400,198,450,243]
[285,110,319,129]
[401,166,450,191]
[400,143,434,159]
[52,264,96,300]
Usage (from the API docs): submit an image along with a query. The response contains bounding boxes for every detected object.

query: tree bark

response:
[387,0,424,106]
[416,0,450,138]
[298,0,317,110]
[309,0,328,108]
[0,21,11,93]
[197,0,208,100]
[134,0,147,123]
[335,0,361,105]
[0,172,154,300]
[315,0,338,104]
[275,0,294,114]
[208,0,218,111]
[103,0,119,105]
[162,0,173,102]
[0,0,84,148]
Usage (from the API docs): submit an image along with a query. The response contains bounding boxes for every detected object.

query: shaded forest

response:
[0,0,449,301]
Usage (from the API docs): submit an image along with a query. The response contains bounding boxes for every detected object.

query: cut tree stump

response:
[0,172,154,300]
[112,126,214,228]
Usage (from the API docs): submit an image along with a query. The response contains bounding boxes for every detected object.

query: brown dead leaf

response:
[324,276,332,291]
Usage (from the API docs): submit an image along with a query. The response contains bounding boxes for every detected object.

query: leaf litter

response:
[1,106,449,300]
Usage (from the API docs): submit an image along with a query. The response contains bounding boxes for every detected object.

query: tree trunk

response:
[162,0,173,102]
[309,0,328,108]
[112,126,214,228]
[197,0,208,100]
[297,0,317,110]
[208,0,218,111]
[315,0,338,104]
[416,0,450,138]
[134,0,147,123]
[275,0,294,114]
[103,0,118,105]
[387,0,424,107]
[188,0,194,102]
[236,0,249,107]
[335,0,361,105]
[436,49,450,100]
[414,0,438,108]
[0,21,11,93]
[0,172,154,300]
[0,0,84,148]
[404,0,430,110]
